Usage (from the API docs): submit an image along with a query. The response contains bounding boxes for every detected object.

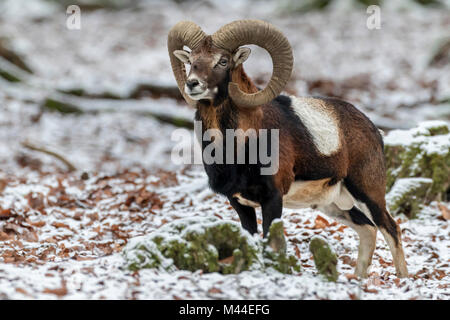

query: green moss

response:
[309,237,338,282]
[123,217,300,275]
[384,121,450,203]
[262,220,301,274]
[386,178,433,218]
[42,98,83,114]
[0,69,21,82]
[427,124,449,136]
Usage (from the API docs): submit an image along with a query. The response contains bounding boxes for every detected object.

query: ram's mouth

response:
[186,88,211,100]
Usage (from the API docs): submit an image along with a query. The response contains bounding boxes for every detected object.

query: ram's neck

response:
[197,65,263,133]
[231,65,259,95]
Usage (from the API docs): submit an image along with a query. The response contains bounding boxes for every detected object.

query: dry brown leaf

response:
[0,231,10,241]
[378,256,392,267]
[348,293,359,300]
[294,245,301,259]
[313,215,330,229]
[345,274,358,281]
[43,279,67,297]
[15,288,29,296]
[208,287,222,294]
[52,222,71,230]
[26,192,45,212]
[341,255,356,266]
[437,203,450,221]
[363,285,378,294]
[0,208,12,219]
[0,180,7,193]
[219,256,234,265]
[28,219,46,228]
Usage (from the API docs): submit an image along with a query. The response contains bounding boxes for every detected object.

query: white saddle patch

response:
[290,96,341,156]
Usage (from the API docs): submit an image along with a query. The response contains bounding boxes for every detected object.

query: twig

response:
[21,141,77,172]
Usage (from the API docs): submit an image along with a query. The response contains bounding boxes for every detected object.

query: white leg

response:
[320,204,377,278]
[353,224,377,278]
[379,228,408,278]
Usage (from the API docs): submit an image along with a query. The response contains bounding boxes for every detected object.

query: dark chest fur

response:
[194,95,340,203]
[195,103,278,202]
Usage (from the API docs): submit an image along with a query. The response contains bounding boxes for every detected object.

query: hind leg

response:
[320,204,377,278]
[345,185,409,278]
[377,210,408,277]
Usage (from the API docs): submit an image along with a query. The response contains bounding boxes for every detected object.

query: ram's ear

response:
[173,50,191,64]
[232,47,251,68]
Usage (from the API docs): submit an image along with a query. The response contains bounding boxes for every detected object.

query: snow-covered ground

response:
[0,169,448,299]
[0,0,449,299]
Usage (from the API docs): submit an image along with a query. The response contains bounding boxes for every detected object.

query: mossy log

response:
[123,217,300,274]
[263,219,301,274]
[429,37,450,67]
[384,121,450,205]
[41,97,193,129]
[0,39,33,74]
[386,177,433,218]
[0,57,28,83]
[58,83,183,101]
[309,236,338,282]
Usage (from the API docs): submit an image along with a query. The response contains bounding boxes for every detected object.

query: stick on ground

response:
[21,141,77,172]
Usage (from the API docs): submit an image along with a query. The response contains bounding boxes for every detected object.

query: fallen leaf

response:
[313,215,330,229]
[219,256,234,265]
[43,279,67,297]
[345,274,358,281]
[348,292,359,300]
[0,231,10,241]
[208,287,222,294]
[437,203,450,221]
[0,208,11,219]
[294,245,301,259]
[52,222,71,230]
[15,288,29,296]
[363,285,378,294]
[341,255,355,266]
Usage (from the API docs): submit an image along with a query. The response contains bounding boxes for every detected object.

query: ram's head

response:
[168,20,294,108]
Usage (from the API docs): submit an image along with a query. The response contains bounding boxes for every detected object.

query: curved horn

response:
[167,21,206,106]
[212,20,293,108]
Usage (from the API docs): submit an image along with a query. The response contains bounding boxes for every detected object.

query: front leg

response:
[228,196,258,235]
[261,191,283,237]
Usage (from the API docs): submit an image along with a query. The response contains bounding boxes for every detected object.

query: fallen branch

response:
[21,141,77,172]
[129,83,183,100]
[0,57,28,83]
[0,39,33,73]
[41,96,194,129]
[58,83,183,101]
[42,98,84,114]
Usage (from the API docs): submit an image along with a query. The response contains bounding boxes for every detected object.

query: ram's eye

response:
[219,59,228,66]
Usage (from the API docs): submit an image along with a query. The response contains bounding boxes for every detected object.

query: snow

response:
[384,121,450,155]
[0,169,448,299]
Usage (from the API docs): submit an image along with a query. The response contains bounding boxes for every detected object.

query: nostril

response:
[187,79,199,90]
